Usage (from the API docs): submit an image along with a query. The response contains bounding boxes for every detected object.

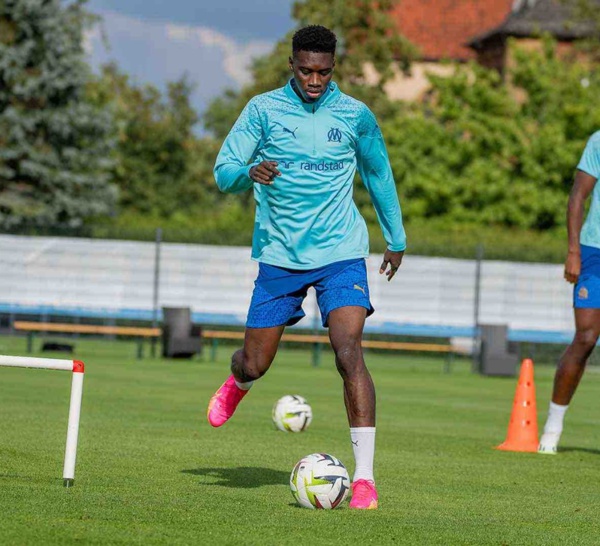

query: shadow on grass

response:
[0,474,63,487]
[0,473,25,479]
[560,446,600,456]
[182,467,289,488]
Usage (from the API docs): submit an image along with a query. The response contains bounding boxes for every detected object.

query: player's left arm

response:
[356,106,406,282]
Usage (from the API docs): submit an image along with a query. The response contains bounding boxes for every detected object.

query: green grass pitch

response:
[1,336,600,545]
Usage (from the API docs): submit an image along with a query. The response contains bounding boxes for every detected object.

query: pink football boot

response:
[207,375,249,427]
[349,479,378,510]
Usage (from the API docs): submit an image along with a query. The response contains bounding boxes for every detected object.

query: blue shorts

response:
[574,245,600,308]
[246,258,374,328]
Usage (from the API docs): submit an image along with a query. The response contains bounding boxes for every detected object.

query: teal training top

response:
[578,131,600,249]
[213,80,406,270]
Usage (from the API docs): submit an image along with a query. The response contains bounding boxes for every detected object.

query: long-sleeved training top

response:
[214,79,406,270]
[578,131,600,250]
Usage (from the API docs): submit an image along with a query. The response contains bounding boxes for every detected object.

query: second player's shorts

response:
[246,258,374,328]
[574,244,600,308]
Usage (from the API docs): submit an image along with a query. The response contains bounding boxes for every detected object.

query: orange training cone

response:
[495,358,539,452]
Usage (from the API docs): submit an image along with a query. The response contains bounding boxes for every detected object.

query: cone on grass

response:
[496,358,539,452]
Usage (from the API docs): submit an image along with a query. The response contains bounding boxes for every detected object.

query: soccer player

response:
[206,25,406,509]
[539,131,600,454]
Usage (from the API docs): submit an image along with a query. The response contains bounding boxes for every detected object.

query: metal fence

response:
[0,233,575,349]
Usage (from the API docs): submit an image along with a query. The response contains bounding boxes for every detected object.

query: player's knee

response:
[573,328,599,352]
[334,341,363,377]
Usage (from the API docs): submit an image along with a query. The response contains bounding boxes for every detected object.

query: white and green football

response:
[290,453,350,509]
[272,395,312,432]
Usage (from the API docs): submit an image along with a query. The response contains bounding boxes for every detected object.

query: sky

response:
[85,0,296,123]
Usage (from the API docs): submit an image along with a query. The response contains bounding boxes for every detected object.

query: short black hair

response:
[292,25,337,55]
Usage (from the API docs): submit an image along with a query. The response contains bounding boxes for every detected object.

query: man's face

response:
[289,50,335,102]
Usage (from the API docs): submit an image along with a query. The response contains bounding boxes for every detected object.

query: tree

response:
[382,37,600,230]
[0,0,116,230]
[561,0,600,61]
[88,64,204,219]
[203,0,415,138]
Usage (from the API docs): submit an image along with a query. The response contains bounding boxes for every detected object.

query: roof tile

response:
[392,0,515,60]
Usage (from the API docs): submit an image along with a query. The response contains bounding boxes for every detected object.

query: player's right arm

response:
[565,134,600,283]
[214,99,278,193]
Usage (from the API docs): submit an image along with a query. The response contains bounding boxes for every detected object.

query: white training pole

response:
[0,355,85,488]
[63,365,84,487]
[0,354,73,371]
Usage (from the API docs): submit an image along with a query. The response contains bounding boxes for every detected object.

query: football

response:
[289,453,350,509]
[272,395,312,432]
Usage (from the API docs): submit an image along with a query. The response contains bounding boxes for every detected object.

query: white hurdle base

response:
[0,355,85,487]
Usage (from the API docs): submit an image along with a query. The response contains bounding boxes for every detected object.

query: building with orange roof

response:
[379,0,515,100]
[378,0,598,101]
[393,0,515,62]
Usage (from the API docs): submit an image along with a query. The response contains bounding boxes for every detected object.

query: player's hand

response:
[564,249,581,284]
[250,161,281,185]
[380,249,404,282]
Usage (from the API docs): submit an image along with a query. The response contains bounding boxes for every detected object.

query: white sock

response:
[234,379,254,390]
[350,427,376,482]
[543,402,569,435]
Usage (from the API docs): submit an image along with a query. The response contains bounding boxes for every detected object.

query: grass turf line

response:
[0,336,599,545]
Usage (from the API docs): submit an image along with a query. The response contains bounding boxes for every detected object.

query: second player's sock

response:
[350,427,376,482]
[543,401,569,434]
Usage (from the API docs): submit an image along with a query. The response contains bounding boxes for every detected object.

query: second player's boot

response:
[207,375,249,427]
[538,431,561,455]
